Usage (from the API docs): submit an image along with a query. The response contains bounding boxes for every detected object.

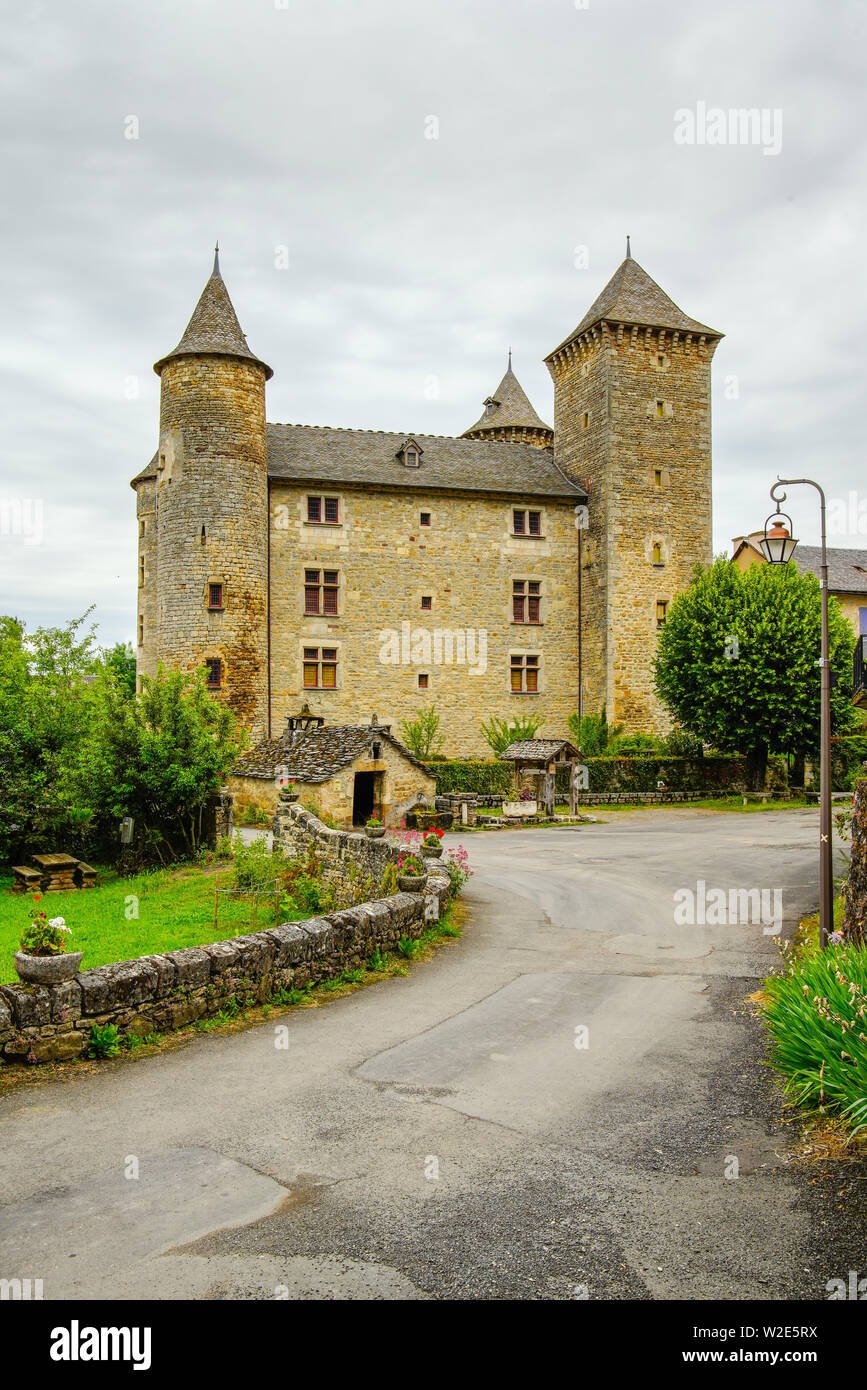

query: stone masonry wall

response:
[268,480,581,758]
[0,893,428,1066]
[548,325,718,733]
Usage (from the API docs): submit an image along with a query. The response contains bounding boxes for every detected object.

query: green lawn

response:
[0,864,307,984]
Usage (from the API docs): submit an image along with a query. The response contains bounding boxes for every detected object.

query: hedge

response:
[432,761,514,795]
[433,756,747,796]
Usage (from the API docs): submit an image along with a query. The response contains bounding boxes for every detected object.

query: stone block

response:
[49,979,82,1023]
[78,959,158,1015]
[140,954,177,997]
[163,946,211,989]
[4,1031,85,1063]
[202,940,240,975]
[0,983,51,1027]
[261,924,308,969]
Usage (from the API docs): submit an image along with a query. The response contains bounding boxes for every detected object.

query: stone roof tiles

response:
[233,723,434,783]
[499,739,579,761]
[463,361,552,438]
[547,254,722,358]
[153,250,273,379]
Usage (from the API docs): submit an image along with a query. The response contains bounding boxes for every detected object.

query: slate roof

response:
[499,739,579,761]
[153,250,273,380]
[463,360,553,437]
[264,424,584,499]
[547,254,721,358]
[733,535,867,594]
[232,723,434,783]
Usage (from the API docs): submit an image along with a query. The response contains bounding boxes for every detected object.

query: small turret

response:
[462,354,553,448]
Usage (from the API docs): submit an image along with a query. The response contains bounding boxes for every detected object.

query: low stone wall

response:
[272,794,452,912]
[843,778,866,944]
[1,798,459,1066]
[0,893,429,1065]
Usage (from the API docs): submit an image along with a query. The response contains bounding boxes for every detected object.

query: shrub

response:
[445,845,472,893]
[567,706,623,757]
[761,939,867,1134]
[380,863,399,896]
[399,706,445,760]
[432,761,514,796]
[480,714,544,755]
[231,834,277,893]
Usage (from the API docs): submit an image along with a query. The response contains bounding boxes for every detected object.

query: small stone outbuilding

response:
[230,715,435,828]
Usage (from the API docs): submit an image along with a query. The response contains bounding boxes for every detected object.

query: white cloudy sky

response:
[1,0,864,646]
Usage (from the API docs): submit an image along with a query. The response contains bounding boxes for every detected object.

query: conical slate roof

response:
[547,253,721,358]
[463,357,552,437]
[154,250,273,379]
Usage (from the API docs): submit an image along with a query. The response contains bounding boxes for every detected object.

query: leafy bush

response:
[399,706,445,760]
[432,761,514,796]
[761,940,867,1133]
[397,936,422,959]
[610,732,662,755]
[480,714,545,755]
[553,755,746,795]
[567,706,623,756]
[231,834,277,893]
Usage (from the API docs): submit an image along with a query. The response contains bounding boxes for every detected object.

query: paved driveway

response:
[0,808,862,1300]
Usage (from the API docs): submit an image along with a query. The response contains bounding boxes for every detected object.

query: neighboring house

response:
[731,534,867,705]
[230,713,435,828]
[132,243,723,750]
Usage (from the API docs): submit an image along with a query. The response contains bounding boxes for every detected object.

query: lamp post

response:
[759,478,833,949]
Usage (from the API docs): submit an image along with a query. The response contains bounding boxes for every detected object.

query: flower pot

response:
[14,950,83,985]
[421,842,443,858]
[397,873,427,893]
[365,826,386,839]
[503,800,537,818]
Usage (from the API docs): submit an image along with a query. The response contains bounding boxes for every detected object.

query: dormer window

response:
[397,437,423,468]
[484,397,499,417]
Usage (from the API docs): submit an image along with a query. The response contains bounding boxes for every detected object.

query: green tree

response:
[399,705,445,760]
[78,666,247,863]
[101,640,137,696]
[567,706,623,757]
[654,558,856,788]
[480,714,545,755]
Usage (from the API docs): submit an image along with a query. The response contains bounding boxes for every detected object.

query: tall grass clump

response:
[761,940,867,1134]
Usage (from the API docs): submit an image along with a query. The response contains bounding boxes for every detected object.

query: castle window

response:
[652,543,663,566]
[418,673,429,689]
[201,525,206,544]
[304,569,339,616]
[582,412,590,429]
[208,582,224,610]
[421,595,432,612]
[510,652,539,692]
[139,520,146,537]
[657,354,666,368]
[513,579,541,624]
[139,556,145,587]
[138,616,144,646]
[655,400,665,418]
[303,646,338,689]
[420,512,431,527]
[513,509,542,537]
[206,658,222,689]
[654,469,663,490]
[307,496,340,524]
[656,601,668,629]
[406,449,419,467]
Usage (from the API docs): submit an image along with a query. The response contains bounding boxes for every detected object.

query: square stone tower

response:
[545,245,723,732]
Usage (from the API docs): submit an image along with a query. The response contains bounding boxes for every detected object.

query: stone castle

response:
[132,245,722,756]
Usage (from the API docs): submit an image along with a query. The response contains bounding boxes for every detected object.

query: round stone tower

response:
[152,249,273,742]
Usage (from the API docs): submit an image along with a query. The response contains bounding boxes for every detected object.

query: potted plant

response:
[503,787,538,818]
[397,853,427,892]
[421,828,444,858]
[15,904,82,984]
[365,816,386,839]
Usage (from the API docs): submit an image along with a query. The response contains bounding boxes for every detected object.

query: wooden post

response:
[275,878,281,926]
[213,872,220,935]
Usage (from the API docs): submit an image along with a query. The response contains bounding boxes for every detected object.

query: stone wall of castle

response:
[549,326,717,731]
[147,355,270,740]
[268,482,581,757]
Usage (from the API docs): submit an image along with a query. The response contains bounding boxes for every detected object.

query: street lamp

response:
[761,478,833,949]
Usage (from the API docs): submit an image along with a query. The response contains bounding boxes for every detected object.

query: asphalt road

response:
[1,807,862,1301]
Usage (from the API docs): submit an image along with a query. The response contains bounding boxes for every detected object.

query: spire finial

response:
[626,235,632,259]
[507,346,512,370]
[213,242,220,276]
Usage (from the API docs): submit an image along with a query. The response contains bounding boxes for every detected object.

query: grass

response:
[0,862,310,984]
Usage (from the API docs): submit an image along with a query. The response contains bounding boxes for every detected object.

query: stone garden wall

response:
[1,800,456,1066]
